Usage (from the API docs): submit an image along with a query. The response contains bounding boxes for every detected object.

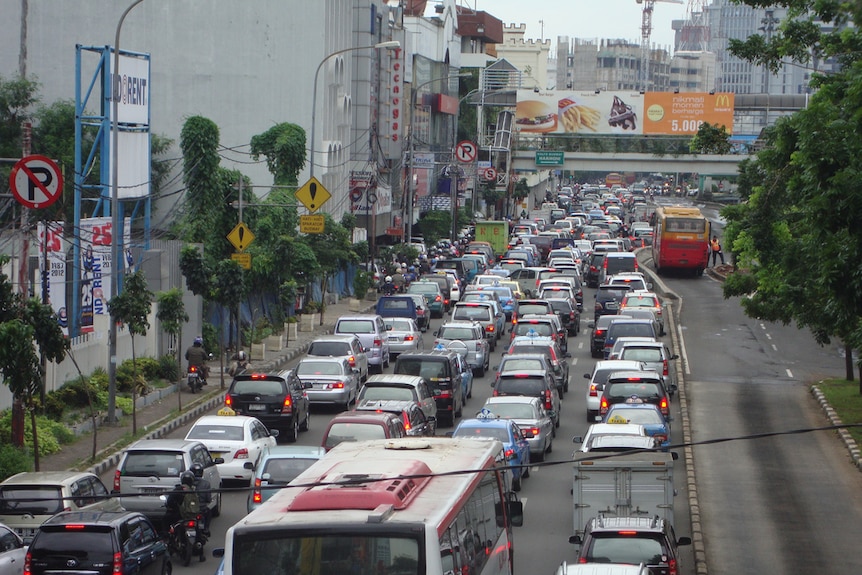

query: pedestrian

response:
[710,235,725,266]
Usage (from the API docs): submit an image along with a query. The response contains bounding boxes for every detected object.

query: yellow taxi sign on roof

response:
[607,414,629,424]
[217,407,237,416]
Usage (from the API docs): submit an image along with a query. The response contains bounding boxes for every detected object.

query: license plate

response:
[140,487,162,494]
[607,302,617,309]
[388,336,400,341]
[248,404,266,411]
[209,452,224,459]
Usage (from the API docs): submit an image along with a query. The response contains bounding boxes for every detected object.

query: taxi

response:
[603,400,671,450]
[452,409,531,492]
[468,284,516,320]
[498,280,525,301]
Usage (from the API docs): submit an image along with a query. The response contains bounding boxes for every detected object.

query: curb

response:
[811,384,862,470]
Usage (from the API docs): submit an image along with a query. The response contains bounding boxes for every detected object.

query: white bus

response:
[218,438,524,575]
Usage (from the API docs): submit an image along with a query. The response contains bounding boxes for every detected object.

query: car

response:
[603,400,672,450]
[333,314,391,373]
[616,340,680,395]
[619,292,665,335]
[419,273,455,311]
[375,295,425,328]
[588,314,631,358]
[225,370,312,442]
[393,350,463,427]
[451,301,504,350]
[383,317,425,356]
[355,399,435,437]
[453,352,474,405]
[0,472,121,543]
[467,285,516,320]
[356,374,438,430]
[572,422,649,453]
[513,298,554,325]
[246,445,327,513]
[184,414,278,485]
[406,280,446,318]
[498,259,526,274]
[434,269,462,302]
[572,514,691,575]
[306,334,369,382]
[594,284,633,320]
[602,319,660,359]
[606,272,652,293]
[320,411,407,452]
[113,439,222,521]
[458,291,507,334]
[547,297,581,336]
[452,410,531,491]
[600,370,673,418]
[510,314,568,356]
[582,359,646,421]
[0,523,26,574]
[610,309,661,340]
[583,253,606,288]
[506,267,546,298]
[506,335,570,395]
[294,356,361,409]
[433,321,490,376]
[498,279,525,301]
[599,252,639,284]
[404,293,431,331]
[493,369,561,429]
[26,510,170,575]
[481,396,554,461]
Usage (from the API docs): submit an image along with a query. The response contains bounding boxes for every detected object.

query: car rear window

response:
[408,284,438,295]
[121,451,186,477]
[609,324,655,338]
[500,358,545,372]
[296,361,344,376]
[231,379,285,395]
[485,403,535,419]
[605,382,662,401]
[453,307,491,322]
[325,423,387,448]
[517,304,551,315]
[496,377,546,396]
[186,425,245,441]
[261,458,318,485]
[307,342,350,357]
[360,385,416,402]
[586,533,665,565]
[336,320,375,334]
[605,256,637,275]
[395,359,447,381]
[513,323,554,338]
[455,426,509,442]
[0,486,63,515]
[438,327,476,340]
[31,529,115,560]
[621,348,662,362]
[380,299,411,310]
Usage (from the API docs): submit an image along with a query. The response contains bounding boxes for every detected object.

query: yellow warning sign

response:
[227,222,255,252]
[295,177,331,213]
[300,214,325,234]
[231,252,252,269]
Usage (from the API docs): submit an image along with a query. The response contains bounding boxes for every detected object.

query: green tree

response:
[0,75,39,160]
[418,210,452,246]
[249,123,307,187]
[180,116,224,244]
[304,215,356,324]
[689,122,732,155]
[156,288,189,411]
[106,271,153,433]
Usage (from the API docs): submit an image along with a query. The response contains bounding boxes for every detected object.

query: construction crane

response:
[636,0,683,91]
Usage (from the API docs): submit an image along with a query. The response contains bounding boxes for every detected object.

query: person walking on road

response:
[710,235,725,267]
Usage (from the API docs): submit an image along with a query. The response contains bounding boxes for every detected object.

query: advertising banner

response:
[642,92,735,135]
[38,222,67,335]
[350,171,376,215]
[109,52,150,125]
[108,130,150,199]
[79,217,132,333]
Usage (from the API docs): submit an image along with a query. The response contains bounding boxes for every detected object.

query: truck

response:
[473,221,509,258]
[530,202,557,227]
[572,451,677,538]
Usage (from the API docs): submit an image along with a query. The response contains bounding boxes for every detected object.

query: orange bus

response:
[605,173,623,188]
[651,205,710,275]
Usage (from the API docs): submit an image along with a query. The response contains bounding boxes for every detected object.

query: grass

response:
[814,378,862,446]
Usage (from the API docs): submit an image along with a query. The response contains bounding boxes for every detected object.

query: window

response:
[187,425,245,441]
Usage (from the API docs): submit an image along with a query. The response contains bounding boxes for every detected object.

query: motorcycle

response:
[187,365,205,394]
[167,515,208,566]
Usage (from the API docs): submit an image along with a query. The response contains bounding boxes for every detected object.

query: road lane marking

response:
[771,344,777,351]
[677,323,691,375]
[765,333,772,340]
[570,357,578,366]
[786,369,793,378]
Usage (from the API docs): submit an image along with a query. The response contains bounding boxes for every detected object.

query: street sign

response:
[295,176,331,213]
[300,214,325,234]
[455,140,477,163]
[227,222,255,252]
[9,155,64,209]
[231,252,251,270]
[534,151,564,166]
[482,167,497,182]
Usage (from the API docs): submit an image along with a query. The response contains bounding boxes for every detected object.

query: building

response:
[553,37,673,92]
[669,50,717,92]
[494,24,552,90]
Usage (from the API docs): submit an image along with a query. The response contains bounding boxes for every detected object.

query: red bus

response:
[651,206,710,275]
[605,173,623,188]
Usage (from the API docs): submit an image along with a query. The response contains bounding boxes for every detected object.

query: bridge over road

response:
[512,150,750,177]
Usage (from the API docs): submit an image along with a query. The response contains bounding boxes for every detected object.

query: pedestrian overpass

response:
[511,150,749,177]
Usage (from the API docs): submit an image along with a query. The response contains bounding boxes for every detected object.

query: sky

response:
[472,0,689,56]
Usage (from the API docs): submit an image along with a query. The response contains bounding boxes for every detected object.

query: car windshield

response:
[307,342,350,356]
[496,377,546,396]
[500,358,545,371]
[621,348,663,362]
[360,385,415,402]
[610,324,655,338]
[624,296,658,307]
[187,425,245,441]
[453,307,491,322]
[297,362,344,376]
[518,304,550,315]
[513,323,554,337]
[485,403,537,420]
[606,408,664,425]
[438,327,476,340]
[30,530,114,561]
[336,320,375,334]
[587,533,666,565]
[408,283,438,295]
[455,426,509,442]
[121,451,185,477]
[606,383,662,401]
[232,379,284,395]
[325,423,387,448]
[0,486,63,514]
[397,359,446,380]
[380,299,411,310]
[387,319,413,331]
[260,458,319,485]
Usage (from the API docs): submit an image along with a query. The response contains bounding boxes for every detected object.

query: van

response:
[599,252,639,284]
[394,351,463,427]
[355,374,437,429]
[376,295,420,322]
[333,314,390,373]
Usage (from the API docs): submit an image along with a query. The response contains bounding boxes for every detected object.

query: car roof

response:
[594,359,646,370]
[327,411,400,424]
[355,399,419,412]
[260,445,327,459]
[2,471,99,485]
[42,510,145,527]
[190,415,257,427]
[606,370,663,380]
[299,356,347,364]
[310,334,360,343]
[365,374,426,386]
[498,369,548,377]
[126,439,199,451]
[483,396,542,407]
[585,423,646,436]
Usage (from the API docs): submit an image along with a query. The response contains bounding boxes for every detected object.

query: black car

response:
[27,510,170,575]
[394,351,463,427]
[547,298,581,336]
[601,370,673,419]
[588,314,632,358]
[225,370,312,442]
[572,514,691,575]
[593,284,633,320]
[583,252,606,288]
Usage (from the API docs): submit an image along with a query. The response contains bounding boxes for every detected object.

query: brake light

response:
[403,413,412,431]
[65,524,86,530]
[663,359,669,376]
[595,329,605,337]
[253,478,262,504]
[23,552,31,575]
[373,338,382,346]
[234,448,249,459]
[113,551,122,574]
[492,389,500,396]
[504,448,514,458]
[616,530,639,535]
[660,397,669,416]
[486,325,495,333]
[404,335,415,341]
[528,427,540,436]
[437,390,452,399]
[590,265,597,272]
[603,259,608,269]
[225,394,233,407]
[189,365,198,373]
[668,558,678,575]
[544,389,552,410]
[600,397,609,414]
[634,260,639,270]
[654,433,668,443]
[348,355,356,367]
[589,383,599,397]
[282,395,292,413]
[113,469,121,491]
[435,295,442,302]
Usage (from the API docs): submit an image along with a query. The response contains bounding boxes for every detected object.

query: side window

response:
[90,476,109,498]
[139,519,157,545]
[192,445,212,467]
[0,527,20,551]
[250,424,261,441]
[125,518,146,552]
[418,381,431,400]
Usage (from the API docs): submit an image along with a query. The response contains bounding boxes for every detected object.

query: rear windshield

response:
[605,382,662,401]
[231,378,285,395]
[518,304,551,315]
[395,359,448,381]
[325,423,387,448]
[586,533,665,565]
[500,358,545,372]
[438,327,477,340]
[296,361,344,376]
[496,377,546,396]
[621,348,663,362]
[0,486,63,515]
[513,323,554,338]
[609,324,655,338]
[665,217,706,233]
[455,426,509,442]
[407,284,438,295]
[307,342,350,357]
[336,320,375,334]
[187,425,244,441]
[121,451,185,477]
[261,458,318,485]
[605,257,637,275]
[453,307,491,322]
[360,385,416,402]
[485,403,536,419]
[379,299,412,310]
[548,300,573,313]
[623,296,658,307]
[30,529,114,559]
[597,288,630,301]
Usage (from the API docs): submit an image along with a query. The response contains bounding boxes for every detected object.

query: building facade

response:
[494,24,551,90]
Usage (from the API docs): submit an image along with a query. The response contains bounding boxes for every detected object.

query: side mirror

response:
[572,436,584,444]
[270,429,279,437]
[583,373,591,379]
[670,354,680,360]
[647,282,654,290]
[434,329,439,337]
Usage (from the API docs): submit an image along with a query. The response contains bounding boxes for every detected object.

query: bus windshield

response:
[665,217,706,233]
[233,534,420,575]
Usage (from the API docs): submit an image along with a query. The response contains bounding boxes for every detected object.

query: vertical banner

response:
[38,221,67,335]
[79,217,132,333]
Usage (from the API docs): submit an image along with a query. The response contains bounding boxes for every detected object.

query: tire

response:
[555,415,561,428]
[300,408,310,432]
[546,438,553,453]
[455,400,463,418]
[286,416,299,443]
[523,461,530,478]
[181,537,192,567]
[533,450,544,463]
[383,354,390,369]
[476,364,485,378]
[161,559,172,575]
[512,475,521,492]
[211,490,222,517]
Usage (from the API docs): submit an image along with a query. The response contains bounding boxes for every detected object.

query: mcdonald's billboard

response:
[642,92,735,135]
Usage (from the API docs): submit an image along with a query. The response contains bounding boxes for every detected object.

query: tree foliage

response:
[249,123,306,187]
[180,116,224,244]
[689,122,732,155]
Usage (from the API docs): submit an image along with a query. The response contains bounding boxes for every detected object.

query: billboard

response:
[514,89,734,136]
[79,217,132,333]
[38,222,67,335]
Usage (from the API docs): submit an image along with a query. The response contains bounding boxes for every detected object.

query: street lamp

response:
[309,40,400,180]
[108,0,145,424]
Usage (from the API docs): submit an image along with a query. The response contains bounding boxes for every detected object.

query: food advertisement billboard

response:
[514,90,734,136]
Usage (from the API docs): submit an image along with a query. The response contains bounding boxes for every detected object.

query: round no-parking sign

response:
[9,155,63,209]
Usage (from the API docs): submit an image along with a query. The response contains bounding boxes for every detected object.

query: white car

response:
[572,422,648,453]
[384,317,425,356]
[185,414,277,485]
[582,360,646,421]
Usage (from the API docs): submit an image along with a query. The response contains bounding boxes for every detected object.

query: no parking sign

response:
[9,155,63,209]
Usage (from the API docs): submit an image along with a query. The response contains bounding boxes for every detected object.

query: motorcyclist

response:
[228,350,250,377]
[382,276,396,296]
[190,464,212,536]
[404,265,417,285]
[391,268,405,292]
[165,471,200,527]
[185,337,209,383]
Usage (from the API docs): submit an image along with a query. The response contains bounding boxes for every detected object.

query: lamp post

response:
[107,0,144,424]
[309,40,400,180]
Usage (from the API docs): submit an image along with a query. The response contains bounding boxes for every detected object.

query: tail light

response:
[493,389,500,397]
[544,389,552,410]
[504,448,514,458]
[404,335,415,341]
[225,394,233,407]
[186,519,197,529]
[113,551,122,574]
[281,395,292,414]
[569,311,575,320]
[253,478,262,504]
[663,359,669,376]
[660,397,669,416]
[589,383,599,397]
[654,433,668,444]
[603,258,608,269]
[189,365,198,373]
[403,413,412,431]
[634,259,639,270]
[435,295,442,302]
[589,265,598,272]
[528,427,540,436]
[373,338,382,347]
[600,397,609,414]
[595,329,606,337]
[348,355,356,367]
[486,325,495,333]
[113,469,121,491]
[444,299,450,305]
[23,552,31,575]
[668,558,678,575]
[330,382,345,389]
[234,448,249,459]
[438,390,452,400]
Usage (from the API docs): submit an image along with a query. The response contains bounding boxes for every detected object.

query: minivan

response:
[394,351,463,427]
[599,252,639,284]
[333,314,390,373]
[356,374,438,430]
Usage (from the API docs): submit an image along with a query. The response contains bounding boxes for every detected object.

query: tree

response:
[303,215,356,324]
[156,288,189,411]
[417,210,452,246]
[0,75,39,159]
[180,116,225,245]
[249,123,306,187]
[689,122,732,155]
[106,271,153,434]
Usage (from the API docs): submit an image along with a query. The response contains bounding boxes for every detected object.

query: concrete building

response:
[494,23,552,90]
[669,50,717,92]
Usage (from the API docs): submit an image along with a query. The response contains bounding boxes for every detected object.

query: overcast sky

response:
[474,0,689,57]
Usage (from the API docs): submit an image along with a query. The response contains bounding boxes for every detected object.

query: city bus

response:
[219,438,524,575]
[605,172,624,188]
[651,205,710,275]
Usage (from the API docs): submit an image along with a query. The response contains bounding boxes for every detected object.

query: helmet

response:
[180,471,195,487]
[193,336,203,346]
[408,266,415,272]
[190,463,204,478]
[385,276,393,283]
[237,350,247,361]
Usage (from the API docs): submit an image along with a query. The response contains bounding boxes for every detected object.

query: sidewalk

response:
[40,297,376,475]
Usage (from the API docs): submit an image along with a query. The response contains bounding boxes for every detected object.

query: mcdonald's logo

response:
[714,94,732,109]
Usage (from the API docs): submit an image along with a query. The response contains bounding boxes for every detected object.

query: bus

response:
[651,205,710,275]
[219,438,524,575]
[605,173,623,188]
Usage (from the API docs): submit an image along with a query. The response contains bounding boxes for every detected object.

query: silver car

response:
[295,356,360,409]
[384,317,425,356]
[481,396,554,461]
[433,321,490,375]
[616,341,680,396]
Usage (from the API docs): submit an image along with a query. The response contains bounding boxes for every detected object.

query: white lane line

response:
[765,333,772,340]
[760,323,766,330]
[570,357,578,367]
[771,344,777,351]
[786,369,793,378]
[677,323,691,375]
[577,342,584,350]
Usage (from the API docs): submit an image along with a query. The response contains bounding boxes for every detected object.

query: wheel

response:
[211,490,222,517]
[181,537,192,567]
[546,438,553,453]
[512,475,521,492]
[476,364,485,378]
[533,450,544,463]
[383,354,390,369]
[523,461,530,478]
[555,415,561,428]
[300,408,310,431]
[586,411,596,423]
[455,400,463,418]
[286,416,299,443]
[161,559,172,575]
